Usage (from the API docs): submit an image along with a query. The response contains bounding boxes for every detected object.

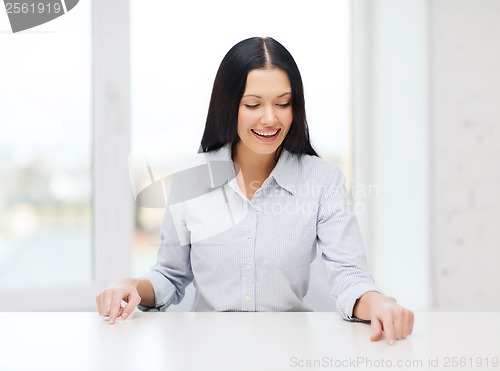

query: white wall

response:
[430,0,500,310]
[353,0,431,311]
[354,0,500,311]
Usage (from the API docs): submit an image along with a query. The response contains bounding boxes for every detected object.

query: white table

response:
[0,312,499,371]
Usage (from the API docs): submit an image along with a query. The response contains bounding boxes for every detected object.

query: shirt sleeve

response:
[137,202,194,312]
[316,166,382,320]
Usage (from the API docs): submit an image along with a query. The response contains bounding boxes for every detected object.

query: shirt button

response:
[274,188,280,195]
[246,232,253,239]
[245,264,251,271]
[245,295,251,302]
[255,206,261,213]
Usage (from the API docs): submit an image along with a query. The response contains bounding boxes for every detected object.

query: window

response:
[0,4,92,291]
[0,0,134,311]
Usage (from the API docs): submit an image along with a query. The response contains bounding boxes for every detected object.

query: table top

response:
[0,311,499,371]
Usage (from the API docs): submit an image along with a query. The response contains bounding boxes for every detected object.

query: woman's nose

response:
[260,105,277,125]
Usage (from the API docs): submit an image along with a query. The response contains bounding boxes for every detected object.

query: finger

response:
[98,293,108,317]
[117,305,125,318]
[401,310,411,338]
[121,293,141,320]
[95,295,101,316]
[100,290,114,317]
[382,314,396,345]
[108,293,124,325]
[402,310,414,338]
[370,318,383,342]
[97,294,106,317]
[407,310,415,336]
[393,308,405,340]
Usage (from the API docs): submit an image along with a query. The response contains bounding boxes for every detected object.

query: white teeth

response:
[252,129,279,137]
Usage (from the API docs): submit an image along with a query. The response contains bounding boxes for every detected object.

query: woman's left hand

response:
[354,292,414,345]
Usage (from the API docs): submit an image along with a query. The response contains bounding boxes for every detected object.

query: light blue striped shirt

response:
[139,144,381,319]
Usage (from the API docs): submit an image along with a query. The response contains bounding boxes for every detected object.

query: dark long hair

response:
[200,37,318,157]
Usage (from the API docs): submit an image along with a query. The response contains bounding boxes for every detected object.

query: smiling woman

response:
[199,37,316,201]
[98,36,414,344]
[129,0,353,312]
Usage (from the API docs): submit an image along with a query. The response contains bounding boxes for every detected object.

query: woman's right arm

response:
[96,277,155,325]
[97,164,196,323]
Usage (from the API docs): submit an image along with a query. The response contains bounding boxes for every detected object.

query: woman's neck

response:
[231,142,279,200]
[232,142,277,176]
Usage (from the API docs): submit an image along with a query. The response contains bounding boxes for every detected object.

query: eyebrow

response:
[242,92,292,99]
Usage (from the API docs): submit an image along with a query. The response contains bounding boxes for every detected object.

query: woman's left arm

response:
[353,291,415,345]
[315,164,414,344]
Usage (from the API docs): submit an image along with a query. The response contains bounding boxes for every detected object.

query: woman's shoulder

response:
[294,152,345,184]
[297,153,337,169]
[203,144,232,162]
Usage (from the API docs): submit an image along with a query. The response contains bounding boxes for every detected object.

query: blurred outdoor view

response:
[0,3,93,289]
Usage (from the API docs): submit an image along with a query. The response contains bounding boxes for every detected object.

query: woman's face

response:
[237,68,293,156]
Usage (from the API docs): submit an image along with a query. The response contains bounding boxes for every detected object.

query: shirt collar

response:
[203,144,235,189]
[205,143,232,162]
[205,143,299,195]
[269,149,299,195]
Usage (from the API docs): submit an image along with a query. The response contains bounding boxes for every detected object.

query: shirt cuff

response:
[136,270,176,312]
[336,283,383,321]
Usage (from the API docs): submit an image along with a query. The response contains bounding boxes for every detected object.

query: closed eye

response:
[245,104,259,109]
[277,103,291,108]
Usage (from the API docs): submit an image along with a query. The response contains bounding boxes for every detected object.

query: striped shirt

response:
[138,144,381,319]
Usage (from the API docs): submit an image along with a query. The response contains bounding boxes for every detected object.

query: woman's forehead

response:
[243,68,291,97]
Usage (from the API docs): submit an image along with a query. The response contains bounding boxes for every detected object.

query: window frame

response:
[0,0,133,311]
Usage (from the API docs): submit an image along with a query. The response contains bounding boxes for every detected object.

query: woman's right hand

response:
[96,278,142,325]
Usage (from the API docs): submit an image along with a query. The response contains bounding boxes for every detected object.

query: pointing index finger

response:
[383,314,396,345]
[108,295,125,325]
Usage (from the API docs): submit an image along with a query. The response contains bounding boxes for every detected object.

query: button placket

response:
[241,215,256,311]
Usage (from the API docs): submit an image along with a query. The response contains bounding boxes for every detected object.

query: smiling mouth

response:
[251,129,281,138]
